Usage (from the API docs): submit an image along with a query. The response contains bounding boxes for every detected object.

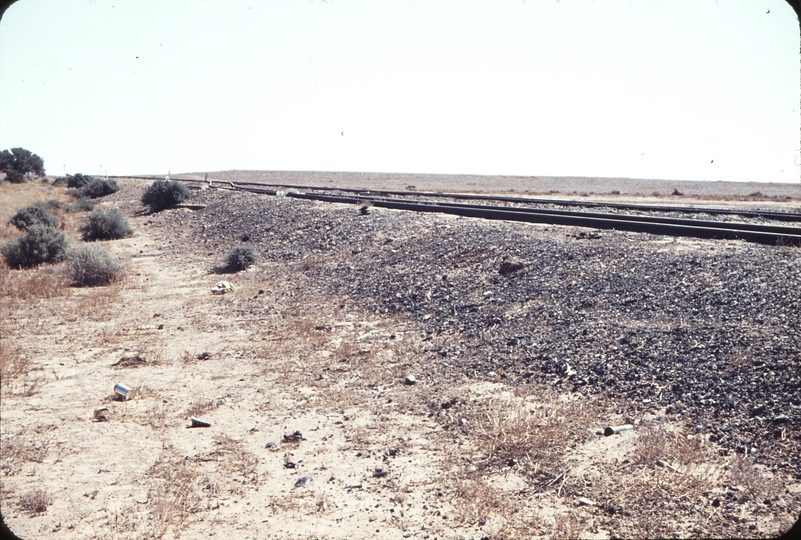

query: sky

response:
[0,0,799,183]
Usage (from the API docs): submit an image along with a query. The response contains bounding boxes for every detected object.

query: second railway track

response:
[126,176,801,246]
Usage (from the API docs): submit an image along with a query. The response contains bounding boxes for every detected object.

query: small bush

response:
[65,244,126,286]
[1,225,69,268]
[80,207,132,241]
[51,176,69,187]
[141,179,190,211]
[67,199,96,213]
[33,199,62,210]
[4,170,26,184]
[8,206,58,231]
[225,245,258,271]
[70,178,120,199]
[66,173,93,188]
[19,489,52,515]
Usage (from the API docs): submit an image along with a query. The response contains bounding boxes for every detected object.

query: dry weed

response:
[634,422,706,468]
[728,455,773,499]
[1,436,49,476]
[466,396,594,483]
[144,446,205,539]
[0,265,66,301]
[0,344,45,397]
[548,512,584,540]
[18,489,52,515]
[185,398,224,419]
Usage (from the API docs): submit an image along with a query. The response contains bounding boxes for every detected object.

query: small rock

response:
[369,516,377,522]
[778,499,787,509]
[284,462,297,469]
[373,470,389,478]
[773,415,789,424]
[265,442,275,448]
[294,476,313,488]
[577,497,597,506]
[498,260,525,275]
[404,375,416,386]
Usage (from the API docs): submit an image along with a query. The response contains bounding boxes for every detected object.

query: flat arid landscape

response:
[1,172,800,539]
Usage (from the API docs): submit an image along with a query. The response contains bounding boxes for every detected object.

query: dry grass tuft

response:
[634,422,706,468]
[728,455,773,499]
[185,398,224,419]
[144,446,205,539]
[0,344,43,397]
[466,396,595,482]
[1,436,49,476]
[0,265,66,301]
[19,489,52,515]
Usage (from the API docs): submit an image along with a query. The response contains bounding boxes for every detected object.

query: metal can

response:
[114,383,132,400]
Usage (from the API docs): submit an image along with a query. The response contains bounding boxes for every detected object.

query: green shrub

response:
[225,245,258,271]
[4,170,26,184]
[65,244,125,286]
[67,199,96,213]
[141,179,190,211]
[8,206,59,231]
[1,225,69,268]
[66,173,93,188]
[33,199,62,210]
[80,207,132,241]
[51,176,69,187]
[79,178,120,199]
[68,178,120,199]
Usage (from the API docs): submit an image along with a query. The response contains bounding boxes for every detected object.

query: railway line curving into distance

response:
[116,175,801,246]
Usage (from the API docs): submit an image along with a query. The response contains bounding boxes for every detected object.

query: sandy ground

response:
[1,176,799,540]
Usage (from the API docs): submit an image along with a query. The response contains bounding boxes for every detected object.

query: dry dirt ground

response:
[1,175,800,540]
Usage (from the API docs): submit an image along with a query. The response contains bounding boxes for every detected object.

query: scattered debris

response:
[211,281,235,295]
[283,430,304,443]
[603,424,634,436]
[114,383,132,401]
[189,417,211,428]
[577,497,597,506]
[111,353,146,368]
[294,476,313,488]
[93,408,110,422]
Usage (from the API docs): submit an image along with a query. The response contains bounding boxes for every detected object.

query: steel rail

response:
[184,178,801,222]
[115,176,801,243]
[281,191,801,246]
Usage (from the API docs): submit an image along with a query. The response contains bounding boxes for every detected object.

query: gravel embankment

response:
[153,188,801,479]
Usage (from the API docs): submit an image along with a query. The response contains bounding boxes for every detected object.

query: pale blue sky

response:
[1,0,799,183]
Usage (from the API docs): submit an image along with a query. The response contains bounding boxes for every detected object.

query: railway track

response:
[121,176,801,245]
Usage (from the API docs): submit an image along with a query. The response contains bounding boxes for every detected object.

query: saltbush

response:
[1,225,69,268]
[4,170,26,184]
[80,207,132,241]
[68,177,120,199]
[67,199,96,213]
[66,173,93,188]
[65,244,126,286]
[141,179,190,211]
[8,206,59,231]
[225,245,258,271]
[76,178,120,199]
